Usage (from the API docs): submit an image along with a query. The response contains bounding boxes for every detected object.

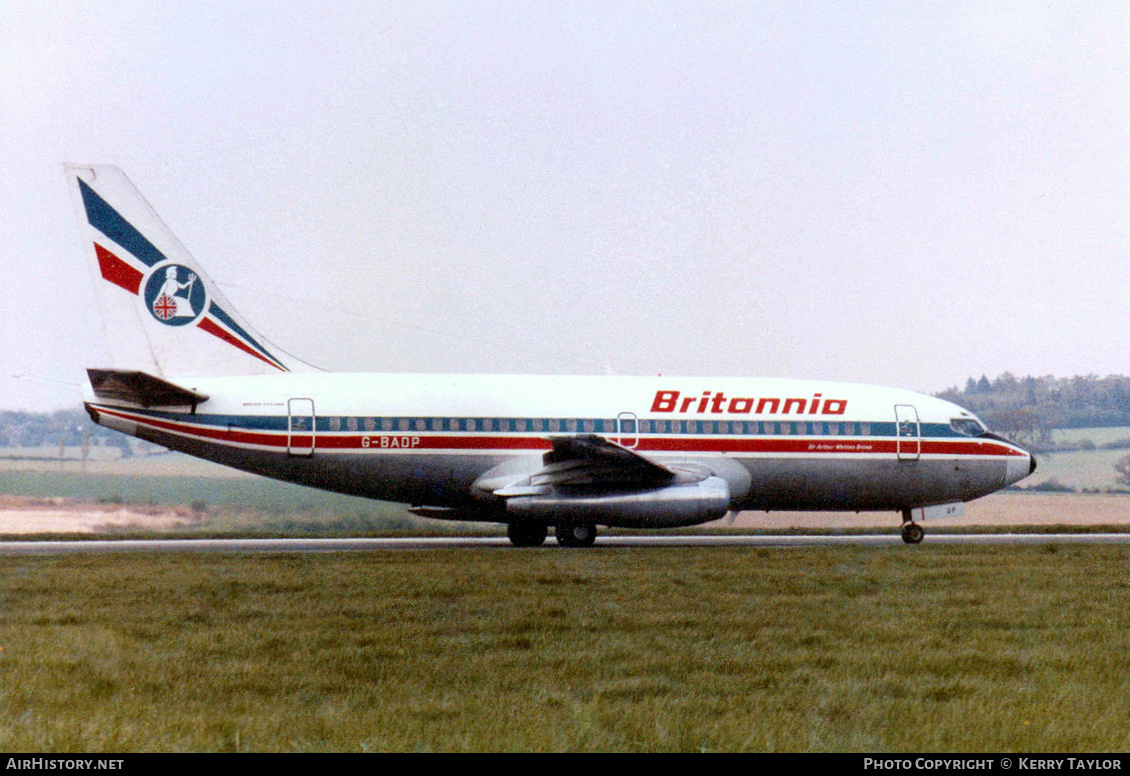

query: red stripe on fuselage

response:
[94,406,1026,458]
[639,437,1023,456]
[94,244,143,295]
[97,406,286,447]
[318,435,554,451]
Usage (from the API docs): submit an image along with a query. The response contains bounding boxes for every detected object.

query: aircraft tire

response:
[507,522,548,547]
[901,522,925,545]
[555,522,597,548]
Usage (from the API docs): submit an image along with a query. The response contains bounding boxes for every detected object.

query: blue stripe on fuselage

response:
[111,408,977,441]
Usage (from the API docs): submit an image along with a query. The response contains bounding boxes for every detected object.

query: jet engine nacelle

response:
[505,476,731,528]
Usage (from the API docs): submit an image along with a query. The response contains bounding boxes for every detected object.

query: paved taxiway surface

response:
[2,533,1130,554]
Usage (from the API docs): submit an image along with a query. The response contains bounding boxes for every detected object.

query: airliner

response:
[66,164,1036,546]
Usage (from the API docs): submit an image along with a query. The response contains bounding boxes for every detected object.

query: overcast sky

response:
[3,1,1129,411]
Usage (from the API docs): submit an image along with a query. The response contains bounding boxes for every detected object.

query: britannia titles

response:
[650,390,847,416]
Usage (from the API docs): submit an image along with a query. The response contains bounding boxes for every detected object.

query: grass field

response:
[0,460,418,534]
[0,450,246,477]
[1025,448,1130,491]
[1026,427,1130,491]
[2,545,1128,752]
[1050,426,1130,447]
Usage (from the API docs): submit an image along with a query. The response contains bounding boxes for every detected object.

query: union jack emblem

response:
[153,294,177,320]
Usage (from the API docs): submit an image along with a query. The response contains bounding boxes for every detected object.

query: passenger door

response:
[895,404,920,461]
[288,398,316,456]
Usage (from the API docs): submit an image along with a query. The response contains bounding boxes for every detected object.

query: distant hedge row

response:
[937,373,1130,450]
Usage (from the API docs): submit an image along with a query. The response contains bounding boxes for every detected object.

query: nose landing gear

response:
[900,508,924,545]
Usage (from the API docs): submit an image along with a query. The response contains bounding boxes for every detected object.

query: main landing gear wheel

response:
[899,508,925,545]
[507,522,548,547]
[901,522,925,545]
[555,522,597,548]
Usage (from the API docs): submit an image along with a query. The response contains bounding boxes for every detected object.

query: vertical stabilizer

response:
[66,164,316,377]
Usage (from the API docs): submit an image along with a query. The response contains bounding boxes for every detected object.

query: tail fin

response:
[66,164,316,378]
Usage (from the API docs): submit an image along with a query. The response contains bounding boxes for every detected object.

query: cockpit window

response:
[950,418,986,437]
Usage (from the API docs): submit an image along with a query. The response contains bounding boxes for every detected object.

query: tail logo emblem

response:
[143,264,207,326]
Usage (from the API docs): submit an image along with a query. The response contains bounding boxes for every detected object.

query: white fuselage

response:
[86,373,1035,526]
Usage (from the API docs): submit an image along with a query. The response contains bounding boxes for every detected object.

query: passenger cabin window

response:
[950,418,986,437]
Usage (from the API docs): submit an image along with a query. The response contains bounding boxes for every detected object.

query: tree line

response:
[935,372,1130,451]
[0,408,133,456]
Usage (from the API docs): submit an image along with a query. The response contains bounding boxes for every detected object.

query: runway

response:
[2,532,1130,554]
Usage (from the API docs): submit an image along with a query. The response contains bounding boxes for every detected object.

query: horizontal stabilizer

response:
[87,368,209,408]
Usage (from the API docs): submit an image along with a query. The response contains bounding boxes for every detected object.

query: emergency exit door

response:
[616,412,639,449]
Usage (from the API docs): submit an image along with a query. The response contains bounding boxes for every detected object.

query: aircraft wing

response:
[494,434,675,495]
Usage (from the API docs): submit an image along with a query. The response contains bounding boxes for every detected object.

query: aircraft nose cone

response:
[1004,443,1038,486]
